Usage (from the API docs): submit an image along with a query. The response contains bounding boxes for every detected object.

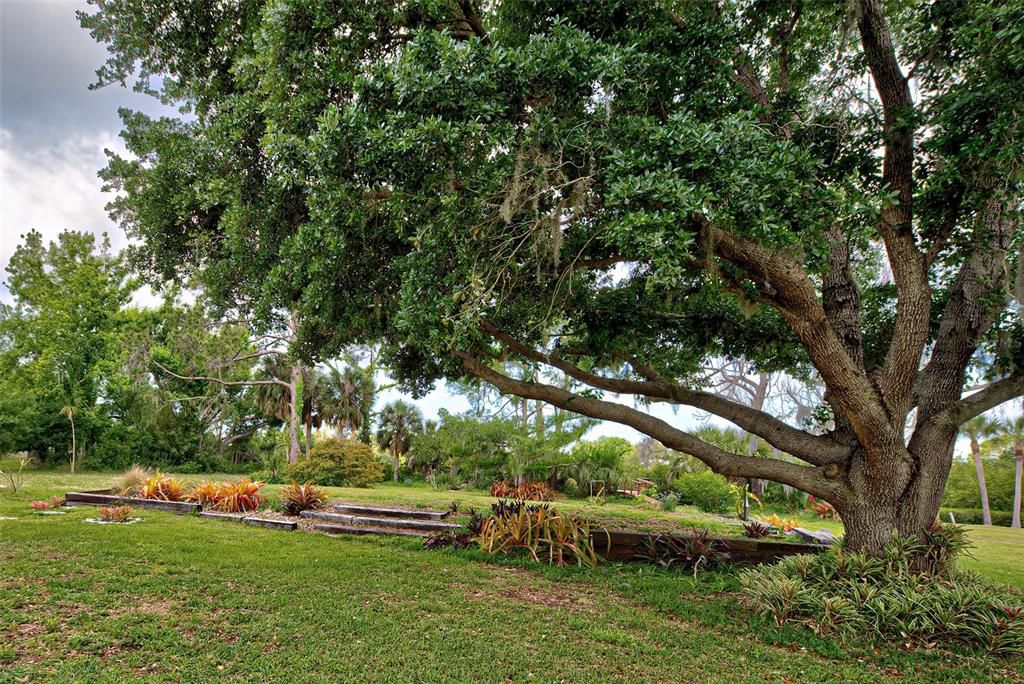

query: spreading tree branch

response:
[455,351,842,497]
[480,322,849,466]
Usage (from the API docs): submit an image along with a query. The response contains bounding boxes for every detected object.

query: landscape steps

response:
[300,509,459,532]
[311,523,430,538]
[330,504,448,520]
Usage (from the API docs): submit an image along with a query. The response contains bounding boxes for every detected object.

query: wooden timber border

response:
[591,529,825,565]
[65,490,199,514]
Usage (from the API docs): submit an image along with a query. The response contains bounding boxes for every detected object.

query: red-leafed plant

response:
[805,495,840,520]
[489,480,557,501]
[30,500,53,510]
[97,505,134,523]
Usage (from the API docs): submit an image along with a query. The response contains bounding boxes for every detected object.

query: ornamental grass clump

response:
[739,525,1024,657]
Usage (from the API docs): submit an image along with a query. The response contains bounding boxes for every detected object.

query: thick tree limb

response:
[456,351,842,498]
[457,1,490,45]
[857,0,930,416]
[480,322,850,466]
[700,221,899,461]
[942,375,1024,427]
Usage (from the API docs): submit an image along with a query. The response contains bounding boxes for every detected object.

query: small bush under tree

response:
[286,438,384,488]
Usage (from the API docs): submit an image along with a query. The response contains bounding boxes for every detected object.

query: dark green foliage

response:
[940,508,1015,528]
[740,528,1024,656]
[673,472,732,513]
[638,529,730,575]
[286,438,384,487]
[744,522,772,539]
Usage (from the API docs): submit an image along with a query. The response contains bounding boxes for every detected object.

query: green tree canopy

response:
[83,0,1024,552]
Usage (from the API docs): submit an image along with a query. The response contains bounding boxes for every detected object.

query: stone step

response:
[331,503,448,520]
[301,509,460,532]
[244,517,297,531]
[313,523,430,538]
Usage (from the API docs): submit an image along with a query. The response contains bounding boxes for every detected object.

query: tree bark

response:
[392,446,400,482]
[970,438,993,525]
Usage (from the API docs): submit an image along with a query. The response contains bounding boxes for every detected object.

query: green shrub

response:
[739,527,1024,656]
[660,493,679,511]
[674,471,731,513]
[939,507,1013,527]
[561,477,581,497]
[286,438,384,487]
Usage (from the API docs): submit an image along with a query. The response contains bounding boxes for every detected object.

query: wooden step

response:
[302,510,459,532]
[331,503,448,520]
[313,523,430,538]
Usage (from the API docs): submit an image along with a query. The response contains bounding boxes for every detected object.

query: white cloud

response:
[0,127,162,306]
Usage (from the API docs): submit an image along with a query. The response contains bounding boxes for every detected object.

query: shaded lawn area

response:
[2,472,1023,682]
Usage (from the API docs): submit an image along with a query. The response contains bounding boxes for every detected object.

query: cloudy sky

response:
[0,0,709,439]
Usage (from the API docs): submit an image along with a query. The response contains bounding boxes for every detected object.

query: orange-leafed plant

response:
[97,505,134,523]
[215,478,265,513]
[30,500,54,510]
[757,513,799,533]
[185,478,266,512]
[185,480,223,507]
[140,471,185,501]
[49,496,65,507]
[280,482,326,515]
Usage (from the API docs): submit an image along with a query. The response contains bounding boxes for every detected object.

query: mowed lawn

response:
[2,470,1023,683]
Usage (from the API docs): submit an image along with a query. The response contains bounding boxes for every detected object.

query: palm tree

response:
[962,416,1000,525]
[322,364,376,439]
[251,357,303,463]
[1004,416,1024,529]
[376,400,424,481]
[300,368,326,454]
[61,405,77,474]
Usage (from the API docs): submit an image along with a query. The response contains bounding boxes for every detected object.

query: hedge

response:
[939,508,1014,527]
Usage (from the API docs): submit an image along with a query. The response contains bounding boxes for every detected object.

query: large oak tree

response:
[84,0,1023,552]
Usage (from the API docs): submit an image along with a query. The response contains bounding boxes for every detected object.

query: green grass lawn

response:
[2,468,1023,682]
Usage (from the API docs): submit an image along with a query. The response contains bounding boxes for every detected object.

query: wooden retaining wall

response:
[65,491,200,515]
[591,529,824,565]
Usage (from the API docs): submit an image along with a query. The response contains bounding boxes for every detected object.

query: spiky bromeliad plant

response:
[139,472,184,501]
[740,525,1024,656]
[279,482,327,515]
